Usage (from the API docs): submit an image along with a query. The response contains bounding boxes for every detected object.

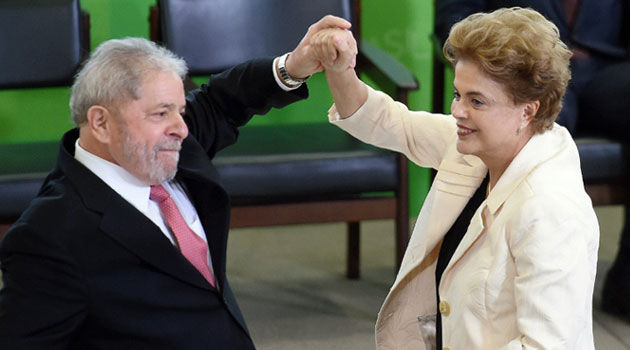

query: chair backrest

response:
[152,0,357,75]
[0,0,89,89]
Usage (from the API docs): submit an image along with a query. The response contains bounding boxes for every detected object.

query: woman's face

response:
[451,59,533,167]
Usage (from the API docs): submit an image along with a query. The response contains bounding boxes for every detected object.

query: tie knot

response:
[150,184,170,203]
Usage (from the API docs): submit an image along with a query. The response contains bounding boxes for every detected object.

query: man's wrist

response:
[277,53,310,88]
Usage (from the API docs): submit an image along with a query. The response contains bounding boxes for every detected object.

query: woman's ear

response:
[523,100,540,122]
[517,101,540,135]
[86,105,113,144]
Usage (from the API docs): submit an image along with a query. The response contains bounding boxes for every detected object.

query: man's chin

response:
[147,165,178,184]
[161,168,178,183]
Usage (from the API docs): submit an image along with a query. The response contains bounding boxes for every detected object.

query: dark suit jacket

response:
[435,0,630,59]
[0,58,307,350]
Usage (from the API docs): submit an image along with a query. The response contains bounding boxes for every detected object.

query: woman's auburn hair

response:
[444,7,572,134]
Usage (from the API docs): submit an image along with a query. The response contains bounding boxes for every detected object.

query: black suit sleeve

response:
[183,57,309,158]
[0,223,88,349]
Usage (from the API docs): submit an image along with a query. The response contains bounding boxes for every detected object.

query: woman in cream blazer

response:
[313,7,599,350]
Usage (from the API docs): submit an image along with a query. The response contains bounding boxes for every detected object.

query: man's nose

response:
[168,111,188,140]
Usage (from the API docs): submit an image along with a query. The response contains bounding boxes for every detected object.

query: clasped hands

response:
[285,15,359,80]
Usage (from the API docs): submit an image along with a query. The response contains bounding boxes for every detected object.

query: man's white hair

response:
[69,37,188,126]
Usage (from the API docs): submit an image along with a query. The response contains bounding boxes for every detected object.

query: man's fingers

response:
[311,30,336,66]
[310,15,351,32]
[308,28,357,72]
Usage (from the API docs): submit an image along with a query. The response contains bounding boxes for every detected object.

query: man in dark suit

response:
[435,0,630,320]
[0,15,354,349]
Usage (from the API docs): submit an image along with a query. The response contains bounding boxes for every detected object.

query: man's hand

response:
[310,28,357,73]
[285,15,353,79]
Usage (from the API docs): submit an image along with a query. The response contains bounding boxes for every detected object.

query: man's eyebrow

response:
[151,103,187,112]
[155,103,177,109]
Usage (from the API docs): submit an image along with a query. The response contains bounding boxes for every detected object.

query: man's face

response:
[109,70,188,185]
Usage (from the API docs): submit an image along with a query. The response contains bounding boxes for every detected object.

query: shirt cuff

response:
[328,105,342,122]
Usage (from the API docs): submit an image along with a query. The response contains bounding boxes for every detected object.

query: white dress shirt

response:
[72,59,298,279]
[74,140,215,275]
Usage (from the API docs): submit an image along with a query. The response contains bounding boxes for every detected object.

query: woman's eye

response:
[471,99,484,107]
[453,91,461,101]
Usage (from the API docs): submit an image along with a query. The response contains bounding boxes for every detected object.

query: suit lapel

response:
[59,130,214,291]
[176,136,254,334]
[176,136,231,289]
[177,173,230,289]
[98,195,213,290]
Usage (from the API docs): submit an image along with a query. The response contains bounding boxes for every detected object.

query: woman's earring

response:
[517,123,525,135]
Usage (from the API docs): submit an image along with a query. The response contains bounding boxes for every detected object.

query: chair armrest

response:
[358,39,419,100]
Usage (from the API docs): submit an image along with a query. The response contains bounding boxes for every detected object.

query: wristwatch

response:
[277,52,310,88]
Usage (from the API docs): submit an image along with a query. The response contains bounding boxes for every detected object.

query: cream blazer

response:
[330,87,599,350]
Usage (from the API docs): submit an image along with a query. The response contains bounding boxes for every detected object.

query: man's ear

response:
[86,105,114,144]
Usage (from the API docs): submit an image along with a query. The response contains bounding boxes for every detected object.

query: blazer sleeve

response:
[330,85,457,170]
[183,57,308,159]
[0,223,88,349]
[502,194,599,349]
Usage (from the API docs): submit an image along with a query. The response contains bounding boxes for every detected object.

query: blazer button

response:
[439,300,451,317]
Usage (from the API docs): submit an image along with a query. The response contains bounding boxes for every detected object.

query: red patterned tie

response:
[150,185,216,287]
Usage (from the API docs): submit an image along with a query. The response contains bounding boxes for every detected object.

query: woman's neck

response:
[484,133,533,192]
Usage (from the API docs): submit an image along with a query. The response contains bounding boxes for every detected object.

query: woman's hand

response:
[310,28,358,73]
[285,15,353,79]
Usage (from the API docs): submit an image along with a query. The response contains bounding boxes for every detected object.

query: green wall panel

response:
[361,0,434,213]
[0,0,437,215]
[82,0,157,47]
[0,88,74,143]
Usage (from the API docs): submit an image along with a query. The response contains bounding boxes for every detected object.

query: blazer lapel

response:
[428,152,486,243]
[486,126,567,215]
[394,149,486,288]
[441,127,571,278]
[440,202,486,280]
[429,152,488,283]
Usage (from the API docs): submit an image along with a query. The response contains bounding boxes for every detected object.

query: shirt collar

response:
[74,139,152,215]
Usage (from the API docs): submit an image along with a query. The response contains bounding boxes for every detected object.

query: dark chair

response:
[430,33,630,207]
[150,0,419,278]
[0,0,90,89]
[0,0,90,237]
